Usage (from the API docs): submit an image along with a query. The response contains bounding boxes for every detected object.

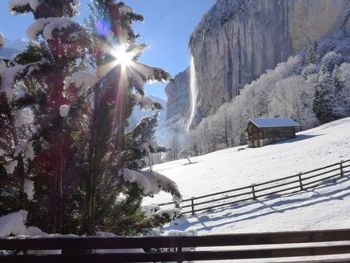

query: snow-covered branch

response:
[27,17,80,41]
[131,94,162,111]
[64,71,97,91]
[8,0,40,13]
[122,168,182,202]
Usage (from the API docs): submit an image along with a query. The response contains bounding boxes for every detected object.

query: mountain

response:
[166,0,350,129]
[0,39,28,59]
[164,68,190,131]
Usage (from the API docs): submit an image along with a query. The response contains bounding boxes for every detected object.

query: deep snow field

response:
[145,118,350,236]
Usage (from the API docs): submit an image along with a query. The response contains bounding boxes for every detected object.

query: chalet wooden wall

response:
[246,123,296,147]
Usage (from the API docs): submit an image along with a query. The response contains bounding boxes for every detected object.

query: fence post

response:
[191,198,195,215]
[251,184,257,200]
[340,160,344,177]
[298,173,303,190]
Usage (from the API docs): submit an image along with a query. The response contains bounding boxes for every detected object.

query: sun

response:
[95,43,143,85]
[111,45,133,67]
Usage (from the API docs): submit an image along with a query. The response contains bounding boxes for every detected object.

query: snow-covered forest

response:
[184,30,350,156]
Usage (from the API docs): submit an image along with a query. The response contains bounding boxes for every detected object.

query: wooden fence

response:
[159,159,350,215]
[2,229,350,262]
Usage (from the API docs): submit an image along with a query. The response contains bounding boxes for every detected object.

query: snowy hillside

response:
[146,118,350,234]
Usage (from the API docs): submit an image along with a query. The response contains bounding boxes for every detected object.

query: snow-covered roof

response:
[245,118,301,130]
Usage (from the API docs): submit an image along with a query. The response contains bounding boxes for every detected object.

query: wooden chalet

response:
[244,118,301,147]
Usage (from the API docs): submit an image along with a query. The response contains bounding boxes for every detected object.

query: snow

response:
[24,179,34,201]
[0,211,61,255]
[131,94,160,110]
[14,107,34,127]
[69,0,80,14]
[145,118,350,235]
[119,3,133,17]
[14,140,35,161]
[3,160,18,174]
[0,32,4,48]
[163,229,197,237]
[0,64,26,101]
[122,168,181,201]
[59,104,70,117]
[155,208,181,219]
[142,204,161,217]
[321,51,343,71]
[247,118,301,129]
[25,141,35,161]
[0,210,29,237]
[123,168,152,194]
[64,71,96,90]
[0,60,6,75]
[8,0,40,11]
[27,17,77,41]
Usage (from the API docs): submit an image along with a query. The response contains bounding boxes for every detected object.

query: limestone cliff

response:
[164,68,190,130]
[185,0,350,127]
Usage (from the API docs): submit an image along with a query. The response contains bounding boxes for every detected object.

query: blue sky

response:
[0,0,215,99]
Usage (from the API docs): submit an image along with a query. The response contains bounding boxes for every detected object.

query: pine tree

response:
[306,41,318,65]
[4,0,91,234]
[332,65,345,95]
[332,65,347,117]
[1,0,181,236]
[84,0,181,235]
[0,33,29,217]
[313,65,338,124]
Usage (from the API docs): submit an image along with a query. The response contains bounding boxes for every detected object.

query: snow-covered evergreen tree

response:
[83,0,181,235]
[313,65,341,124]
[306,43,318,65]
[0,0,181,236]
[4,0,92,234]
[0,32,30,217]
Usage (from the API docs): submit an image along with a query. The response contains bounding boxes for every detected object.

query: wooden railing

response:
[1,229,350,262]
[159,159,350,215]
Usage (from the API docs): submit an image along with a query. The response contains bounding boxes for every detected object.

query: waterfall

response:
[187,55,198,131]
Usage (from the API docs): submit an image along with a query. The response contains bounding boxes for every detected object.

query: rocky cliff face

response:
[164,68,190,130]
[186,0,350,127]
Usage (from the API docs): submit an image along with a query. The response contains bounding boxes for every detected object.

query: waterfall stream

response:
[187,55,198,131]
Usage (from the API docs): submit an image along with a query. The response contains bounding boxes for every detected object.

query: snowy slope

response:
[145,118,350,235]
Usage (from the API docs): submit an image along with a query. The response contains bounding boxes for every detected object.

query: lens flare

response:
[111,45,133,67]
[95,19,111,37]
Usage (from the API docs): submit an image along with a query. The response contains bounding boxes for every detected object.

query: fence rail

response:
[159,159,350,215]
[2,229,350,262]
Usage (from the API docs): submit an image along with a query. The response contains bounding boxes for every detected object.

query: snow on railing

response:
[2,229,350,262]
